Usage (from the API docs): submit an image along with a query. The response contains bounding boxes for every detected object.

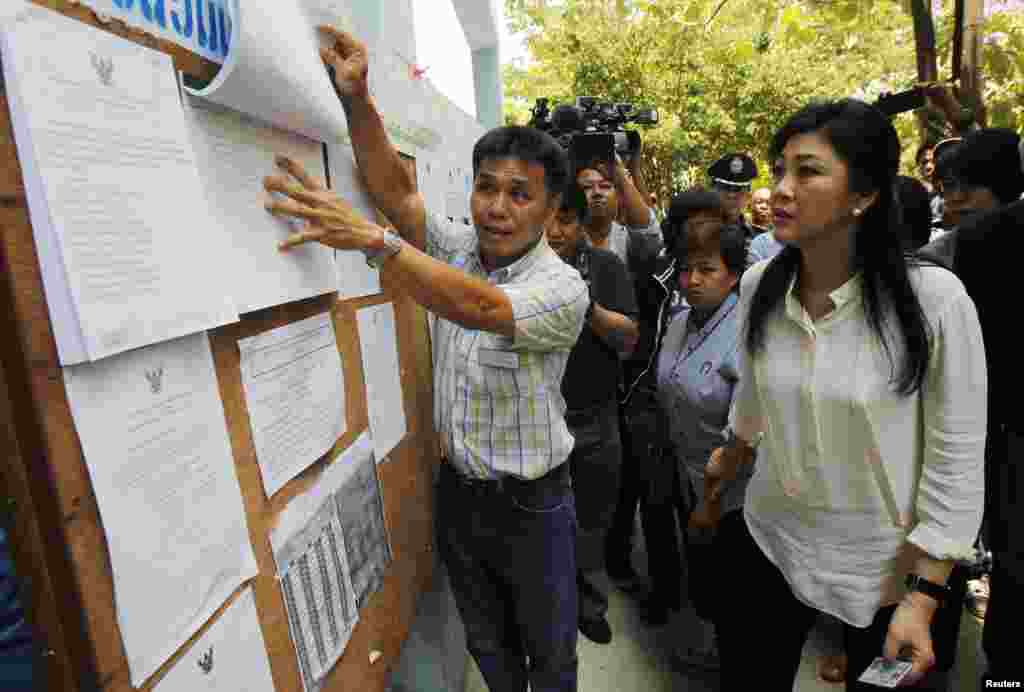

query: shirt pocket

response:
[473,334,517,395]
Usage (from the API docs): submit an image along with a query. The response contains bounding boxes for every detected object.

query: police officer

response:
[707,153,760,241]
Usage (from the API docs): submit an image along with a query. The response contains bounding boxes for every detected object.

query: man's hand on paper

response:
[319,26,370,101]
[264,155,383,253]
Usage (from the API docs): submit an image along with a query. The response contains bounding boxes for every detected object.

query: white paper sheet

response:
[356,303,408,461]
[239,313,345,497]
[1,6,238,365]
[62,332,257,686]
[320,432,392,609]
[184,0,348,143]
[326,140,381,298]
[152,588,273,692]
[270,467,359,691]
[183,92,336,313]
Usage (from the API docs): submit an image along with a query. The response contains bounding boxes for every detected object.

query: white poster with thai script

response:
[152,587,274,692]
[62,332,257,686]
[238,312,346,497]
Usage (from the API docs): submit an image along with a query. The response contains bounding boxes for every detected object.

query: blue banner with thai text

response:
[80,0,232,64]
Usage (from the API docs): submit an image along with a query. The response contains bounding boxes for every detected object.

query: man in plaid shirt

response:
[264,27,590,692]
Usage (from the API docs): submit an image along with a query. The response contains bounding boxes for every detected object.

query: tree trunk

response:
[908,0,941,142]
[960,0,987,127]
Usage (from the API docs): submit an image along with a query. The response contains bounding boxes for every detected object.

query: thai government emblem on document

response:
[197,646,214,674]
[144,366,165,394]
[89,52,114,87]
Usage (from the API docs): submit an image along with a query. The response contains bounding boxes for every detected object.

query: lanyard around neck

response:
[674,299,736,368]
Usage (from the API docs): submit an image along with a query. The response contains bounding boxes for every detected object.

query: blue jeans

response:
[436,462,578,692]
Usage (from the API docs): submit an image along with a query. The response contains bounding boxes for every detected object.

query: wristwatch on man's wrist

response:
[364,228,403,268]
[905,573,951,606]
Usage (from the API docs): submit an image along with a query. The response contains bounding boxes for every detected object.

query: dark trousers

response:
[982,428,1024,684]
[983,550,1024,683]
[567,401,622,621]
[436,462,578,692]
[642,454,688,611]
[715,512,955,691]
[606,390,680,610]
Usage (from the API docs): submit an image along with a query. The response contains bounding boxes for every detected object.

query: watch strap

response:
[905,573,950,604]
[722,426,762,451]
[365,228,403,268]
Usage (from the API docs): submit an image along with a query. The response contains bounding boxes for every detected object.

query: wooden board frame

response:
[0,2,440,690]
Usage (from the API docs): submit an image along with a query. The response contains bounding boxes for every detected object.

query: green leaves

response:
[502,0,1024,196]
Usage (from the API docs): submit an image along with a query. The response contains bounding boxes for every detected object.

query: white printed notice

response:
[1,6,238,365]
[321,431,392,609]
[62,332,257,687]
[239,313,345,497]
[327,141,381,299]
[153,588,274,692]
[356,303,407,462]
[271,467,359,691]
[183,93,337,313]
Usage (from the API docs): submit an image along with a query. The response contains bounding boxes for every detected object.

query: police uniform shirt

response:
[747,230,785,266]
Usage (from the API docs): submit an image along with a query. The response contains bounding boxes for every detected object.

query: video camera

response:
[874,86,926,117]
[527,96,658,171]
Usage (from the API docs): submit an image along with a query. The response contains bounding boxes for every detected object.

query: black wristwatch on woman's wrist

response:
[905,573,951,606]
[721,426,762,451]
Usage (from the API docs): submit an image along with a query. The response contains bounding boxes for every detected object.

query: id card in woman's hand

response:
[857,657,914,688]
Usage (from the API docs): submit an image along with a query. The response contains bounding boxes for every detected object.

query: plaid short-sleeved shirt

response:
[425,212,589,480]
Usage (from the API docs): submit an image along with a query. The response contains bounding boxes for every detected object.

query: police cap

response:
[708,153,758,191]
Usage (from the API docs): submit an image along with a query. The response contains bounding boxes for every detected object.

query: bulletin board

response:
[0,2,442,691]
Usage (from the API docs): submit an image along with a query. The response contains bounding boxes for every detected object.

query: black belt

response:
[440,458,571,497]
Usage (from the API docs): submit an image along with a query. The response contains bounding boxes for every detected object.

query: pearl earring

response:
[853,208,862,217]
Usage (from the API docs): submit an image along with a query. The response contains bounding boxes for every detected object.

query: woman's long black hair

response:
[746,99,932,396]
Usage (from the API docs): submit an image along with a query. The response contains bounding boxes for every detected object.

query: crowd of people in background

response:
[1,13,1020,692]
[554,109,1020,691]
[262,26,1020,692]
[537,104,1020,690]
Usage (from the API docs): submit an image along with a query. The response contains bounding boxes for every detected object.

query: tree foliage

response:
[503,0,1024,208]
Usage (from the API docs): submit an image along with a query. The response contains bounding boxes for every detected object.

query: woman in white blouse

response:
[691,99,986,689]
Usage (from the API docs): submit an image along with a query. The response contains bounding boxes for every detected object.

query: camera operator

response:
[547,187,639,645]
[577,154,662,278]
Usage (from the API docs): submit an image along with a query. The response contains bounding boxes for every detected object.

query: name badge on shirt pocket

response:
[479,348,521,369]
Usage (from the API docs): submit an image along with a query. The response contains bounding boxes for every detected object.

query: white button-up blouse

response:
[730,260,987,627]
